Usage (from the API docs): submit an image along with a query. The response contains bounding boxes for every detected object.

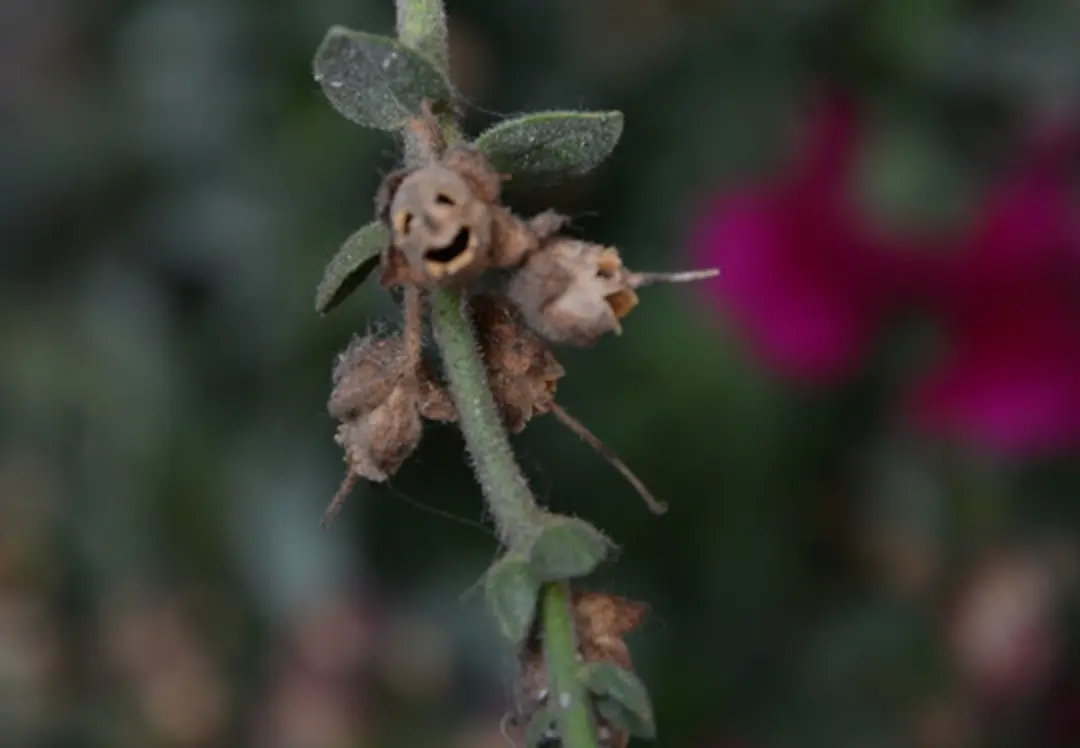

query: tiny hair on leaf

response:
[315,221,390,314]
[474,110,624,181]
[313,27,453,130]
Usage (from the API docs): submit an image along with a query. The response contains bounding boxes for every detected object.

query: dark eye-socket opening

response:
[435,193,456,206]
[425,227,472,265]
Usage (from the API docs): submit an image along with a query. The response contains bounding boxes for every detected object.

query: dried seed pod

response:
[327,335,408,421]
[324,333,456,525]
[506,238,719,347]
[515,591,649,748]
[386,156,495,286]
[471,295,565,433]
[469,296,665,513]
[375,127,570,288]
[334,384,423,483]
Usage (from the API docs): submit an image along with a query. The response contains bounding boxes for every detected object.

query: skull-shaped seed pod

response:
[506,238,718,348]
[470,295,565,433]
[386,162,495,286]
[375,139,571,289]
[324,334,456,524]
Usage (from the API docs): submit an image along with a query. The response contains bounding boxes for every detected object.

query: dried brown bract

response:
[324,333,456,525]
[506,238,719,347]
[573,591,649,670]
[471,296,666,513]
[471,295,565,433]
[375,109,570,289]
[515,591,650,748]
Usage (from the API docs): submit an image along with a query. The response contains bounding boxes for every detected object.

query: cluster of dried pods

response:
[317,88,714,745]
[325,104,715,527]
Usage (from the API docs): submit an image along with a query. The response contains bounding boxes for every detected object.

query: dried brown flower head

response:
[506,238,718,347]
[382,156,496,286]
[325,333,455,524]
[515,591,650,748]
[471,295,565,433]
[375,111,570,289]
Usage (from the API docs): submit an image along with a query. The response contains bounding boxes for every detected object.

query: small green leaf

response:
[528,517,611,582]
[580,662,656,739]
[474,111,624,180]
[484,553,541,644]
[312,27,452,130]
[524,705,560,748]
[315,221,389,314]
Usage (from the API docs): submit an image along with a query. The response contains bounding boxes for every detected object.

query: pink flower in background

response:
[911,127,1080,456]
[693,90,1080,456]
[691,94,909,383]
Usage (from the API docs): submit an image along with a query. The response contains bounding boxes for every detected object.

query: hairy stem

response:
[393,3,600,747]
[394,0,449,71]
[429,287,541,547]
[395,4,460,163]
[543,583,599,746]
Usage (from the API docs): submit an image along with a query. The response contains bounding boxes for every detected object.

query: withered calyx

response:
[324,332,455,524]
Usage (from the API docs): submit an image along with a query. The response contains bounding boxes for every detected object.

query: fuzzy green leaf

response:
[484,553,541,644]
[528,517,611,582]
[474,111,624,180]
[580,662,656,739]
[312,27,452,130]
[314,221,389,314]
[524,705,560,748]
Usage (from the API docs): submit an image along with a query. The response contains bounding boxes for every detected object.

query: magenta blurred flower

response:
[911,128,1080,456]
[691,94,908,383]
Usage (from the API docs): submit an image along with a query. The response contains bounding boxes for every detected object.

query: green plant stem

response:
[394,0,449,71]
[394,3,600,747]
[394,0,460,163]
[543,582,600,745]
[429,287,542,547]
